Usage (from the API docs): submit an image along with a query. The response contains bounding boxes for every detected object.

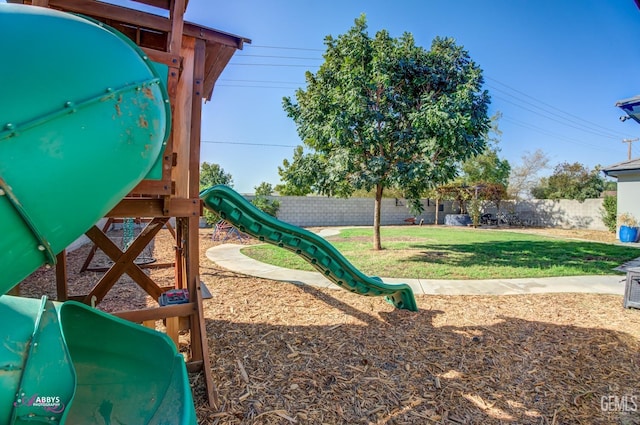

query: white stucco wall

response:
[616,173,640,230]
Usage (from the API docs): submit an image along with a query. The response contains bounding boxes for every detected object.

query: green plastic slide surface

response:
[0,3,170,291]
[201,185,418,311]
[59,301,196,425]
[0,296,197,425]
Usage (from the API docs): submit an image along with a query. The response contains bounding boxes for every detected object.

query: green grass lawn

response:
[240,227,640,279]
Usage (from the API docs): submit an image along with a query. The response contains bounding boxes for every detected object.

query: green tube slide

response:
[0,4,195,423]
[201,185,418,311]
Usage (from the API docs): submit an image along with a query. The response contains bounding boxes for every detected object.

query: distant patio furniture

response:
[480,213,498,226]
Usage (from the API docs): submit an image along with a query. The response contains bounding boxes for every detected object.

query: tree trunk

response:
[373,184,383,251]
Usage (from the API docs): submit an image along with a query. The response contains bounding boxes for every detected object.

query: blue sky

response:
[187,0,640,193]
[7,1,640,193]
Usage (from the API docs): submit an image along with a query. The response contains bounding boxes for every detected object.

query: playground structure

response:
[1,1,417,422]
[0,0,248,422]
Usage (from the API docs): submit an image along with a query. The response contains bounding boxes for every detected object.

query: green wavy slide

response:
[201,185,418,311]
[0,4,195,423]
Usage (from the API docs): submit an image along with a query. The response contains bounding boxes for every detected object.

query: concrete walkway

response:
[205,230,628,296]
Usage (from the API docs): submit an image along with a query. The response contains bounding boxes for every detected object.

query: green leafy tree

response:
[200,162,233,190]
[600,194,617,233]
[282,15,491,249]
[254,182,274,197]
[275,146,315,196]
[251,182,280,217]
[460,149,510,187]
[531,162,604,201]
[199,162,233,225]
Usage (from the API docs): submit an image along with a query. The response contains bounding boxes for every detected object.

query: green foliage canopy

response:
[251,182,280,217]
[531,162,604,202]
[199,162,233,225]
[281,15,491,248]
[199,162,233,191]
[600,194,617,233]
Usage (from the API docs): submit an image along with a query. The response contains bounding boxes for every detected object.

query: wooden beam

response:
[46,0,247,47]
[141,47,181,69]
[113,302,196,323]
[131,0,172,10]
[48,0,166,30]
[130,0,190,10]
[84,262,174,273]
[130,179,173,196]
[107,197,200,217]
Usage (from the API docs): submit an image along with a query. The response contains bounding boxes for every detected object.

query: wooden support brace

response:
[82,218,168,305]
[80,218,114,272]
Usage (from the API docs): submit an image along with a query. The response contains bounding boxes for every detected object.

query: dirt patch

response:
[491,226,619,244]
[18,227,640,425]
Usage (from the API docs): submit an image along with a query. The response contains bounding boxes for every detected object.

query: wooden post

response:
[55,251,68,301]
[168,0,185,54]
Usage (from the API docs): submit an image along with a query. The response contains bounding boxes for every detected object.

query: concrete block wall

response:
[247,196,607,230]
[482,198,607,230]
[258,196,460,227]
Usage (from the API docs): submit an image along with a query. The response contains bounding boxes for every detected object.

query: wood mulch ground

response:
[18,226,640,425]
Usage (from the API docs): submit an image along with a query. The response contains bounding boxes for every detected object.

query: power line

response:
[228,63,319,68]
[487,84,625,140]
[235,54,323,60]
[219,78,303,85]
[493,93,623,141]
[501,116,613,152]
[487,76,631,139]
[201,140,297,148]
[246,44,324,52]
[216,84,299,89]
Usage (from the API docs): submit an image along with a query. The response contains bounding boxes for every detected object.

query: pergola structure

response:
[11,0,249,406]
